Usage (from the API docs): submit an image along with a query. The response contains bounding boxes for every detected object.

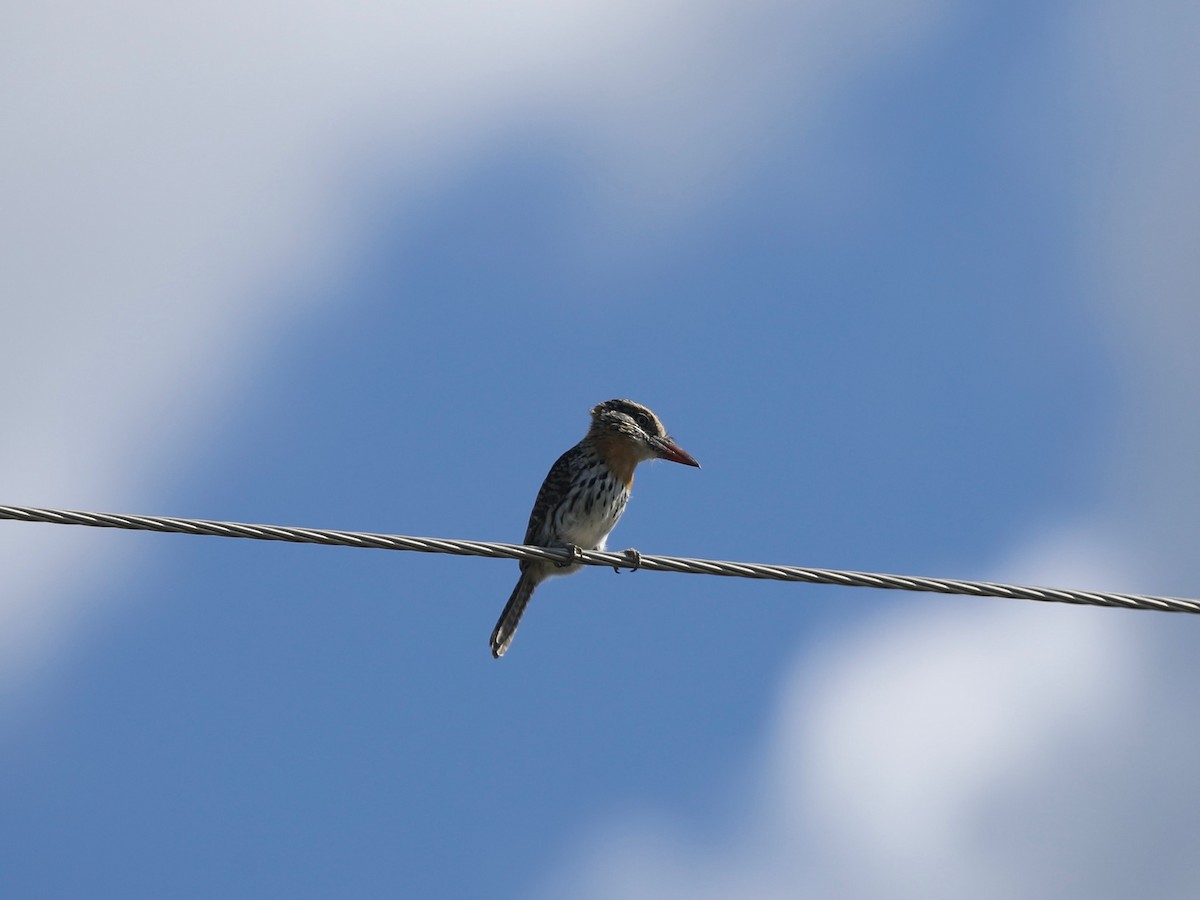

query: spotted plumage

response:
[489,399,700,658]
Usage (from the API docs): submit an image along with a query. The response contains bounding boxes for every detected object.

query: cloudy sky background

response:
[4,1,1200,897]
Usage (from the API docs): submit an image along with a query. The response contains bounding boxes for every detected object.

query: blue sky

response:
[3,1,1200,897]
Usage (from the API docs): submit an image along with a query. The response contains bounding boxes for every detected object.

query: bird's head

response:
[589,399,700,468]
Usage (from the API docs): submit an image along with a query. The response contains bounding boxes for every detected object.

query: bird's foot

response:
[555,543,585,568]
[613,547,642,574]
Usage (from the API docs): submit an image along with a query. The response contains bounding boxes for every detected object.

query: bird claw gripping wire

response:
[613,547,642,574]
[555,543,585,568]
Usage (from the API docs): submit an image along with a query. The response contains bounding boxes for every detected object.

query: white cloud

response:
[0,0,954,683]
[780,533,1146,900]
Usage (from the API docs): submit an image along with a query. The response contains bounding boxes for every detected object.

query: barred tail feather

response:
[490,572,539,658]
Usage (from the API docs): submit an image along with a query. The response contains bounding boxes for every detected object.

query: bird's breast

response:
[552,469,630,551]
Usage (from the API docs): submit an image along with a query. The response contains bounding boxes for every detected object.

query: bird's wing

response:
[523,446,578,546]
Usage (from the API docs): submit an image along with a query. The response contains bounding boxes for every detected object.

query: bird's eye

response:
[634,413,652,431]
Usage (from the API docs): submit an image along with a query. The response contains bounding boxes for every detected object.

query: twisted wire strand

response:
[1,503,1196,615]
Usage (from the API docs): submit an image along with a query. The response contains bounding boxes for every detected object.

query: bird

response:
[489,399,700,658]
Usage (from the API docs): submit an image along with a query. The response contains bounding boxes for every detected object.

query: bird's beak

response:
[653,437,701,468]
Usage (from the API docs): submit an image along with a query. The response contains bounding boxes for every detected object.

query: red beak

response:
[654,437,701,468]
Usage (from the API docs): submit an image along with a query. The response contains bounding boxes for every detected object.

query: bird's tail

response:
[490,571,539,658]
